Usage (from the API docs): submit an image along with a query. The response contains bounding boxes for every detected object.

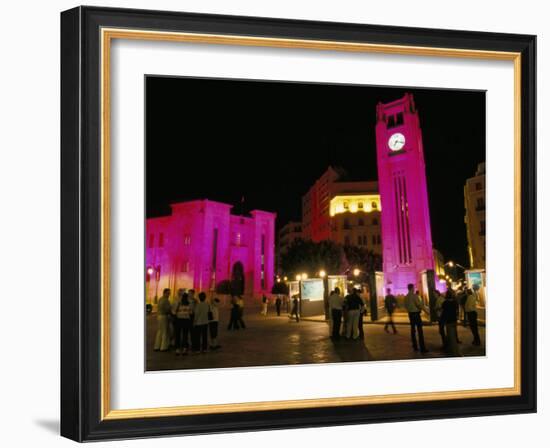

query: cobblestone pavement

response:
[146,305,485,371]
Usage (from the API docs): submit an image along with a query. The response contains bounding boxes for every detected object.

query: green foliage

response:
[280,238,382,278]
[271,282,289,295]
[343,245,382,273]
[280,238,345,277]
[216,280,234,295]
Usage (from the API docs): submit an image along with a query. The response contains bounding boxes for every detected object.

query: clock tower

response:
[375,93,435,294]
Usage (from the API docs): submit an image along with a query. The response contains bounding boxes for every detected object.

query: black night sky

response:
[146,76,485,267]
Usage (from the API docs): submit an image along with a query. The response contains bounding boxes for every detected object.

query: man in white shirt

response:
[465,287,481,345]
[328,287,344,339]
[403,284,428,353]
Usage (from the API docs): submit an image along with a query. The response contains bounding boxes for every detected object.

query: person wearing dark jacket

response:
[275,296,282,316]
[384,288,398,334]
[227,296,241,330]
[440,289,462,356]
[290,295,300,322]
[344,289,363,340]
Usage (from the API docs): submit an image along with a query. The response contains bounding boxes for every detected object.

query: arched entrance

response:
[231,261,245,296]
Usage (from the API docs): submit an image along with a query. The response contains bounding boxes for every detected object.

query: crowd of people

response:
[326,283,483,356]
[152,282,483,359]
[327,287,368,340]
[153,288,222,355]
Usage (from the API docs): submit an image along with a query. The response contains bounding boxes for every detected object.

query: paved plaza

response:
[146,303,485,371]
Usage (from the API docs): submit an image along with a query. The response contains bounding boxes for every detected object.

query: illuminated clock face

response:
[388,133,406,151]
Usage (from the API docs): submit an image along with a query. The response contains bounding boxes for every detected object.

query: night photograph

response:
[144,76,487,371]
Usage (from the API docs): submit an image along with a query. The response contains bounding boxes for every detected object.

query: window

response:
[181,260,190,273]
[395,112,404,126]
[476,197,485,211]
[475,182,482,191]
[372,235,377,245]
[148,234,154,248]
[358,202,364,210]
[158,232,164,247]
[343,201,349,210]
[377,235,382,245]
[344,236,350,245]
[343,218,351,230]
[372,218,379,226]
[371,201,378,210]
[479,220,486,236]
[358,218,364,226]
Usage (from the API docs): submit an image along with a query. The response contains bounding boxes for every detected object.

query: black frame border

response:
[61,6,536,442]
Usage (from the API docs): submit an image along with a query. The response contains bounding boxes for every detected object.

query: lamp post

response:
[295,273,306,318]
[445,260,466,284]
[319,269,329,320]
[146,266,154,304]
[153,264,161,304]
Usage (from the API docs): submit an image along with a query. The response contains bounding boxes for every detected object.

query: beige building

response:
[329,193,382,255]
[464,162,486,269]
[277,221,303,255]
[301,167,381,252]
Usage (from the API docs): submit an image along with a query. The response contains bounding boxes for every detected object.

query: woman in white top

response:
[192,292,210,353]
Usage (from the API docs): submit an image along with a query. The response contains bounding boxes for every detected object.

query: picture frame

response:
[60,5,536,441]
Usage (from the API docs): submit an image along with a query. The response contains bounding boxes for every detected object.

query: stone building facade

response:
[146,199,276,302]
[464,162,486,269]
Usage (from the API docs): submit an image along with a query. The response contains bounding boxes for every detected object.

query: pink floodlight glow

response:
[375,93,436,294]
[145,199,276,300]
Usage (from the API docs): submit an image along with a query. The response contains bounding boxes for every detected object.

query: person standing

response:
[192,292,209,354]
[328,287,343,339]
[434,290,446,348]
[384,288,398,334]
[457,288,468,327]
[208,298,221,350]
[261,294,268,316]
[465,287,481,345]
[236,295,246,329]
[404,284,429,353]
[227,296,241,330]
[344,288,362,340]
[154,288,172,352]
[275,295,282,316]
[290,294,300,322]
[357,289,367,338]
[440,289,461,356]
[173,292,192,355]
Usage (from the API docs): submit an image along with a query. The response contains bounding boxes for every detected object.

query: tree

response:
[280,238,345,277]
[216,280,234,295]
[280,238,383,279]
[343,245,383,274]
[271,282,289,295]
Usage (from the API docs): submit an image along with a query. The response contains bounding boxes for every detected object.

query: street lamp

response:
[353,268,360,277]
[301,272,308,280]
[319,269,329,319]
[296,274,302,281]
[446,260,466,269]
[283,276,288,282]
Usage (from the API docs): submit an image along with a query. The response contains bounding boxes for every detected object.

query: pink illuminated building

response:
[375,93,436,294]
[146,199,276,301]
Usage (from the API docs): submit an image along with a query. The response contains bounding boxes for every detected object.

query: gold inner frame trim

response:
[100,27,522,421]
